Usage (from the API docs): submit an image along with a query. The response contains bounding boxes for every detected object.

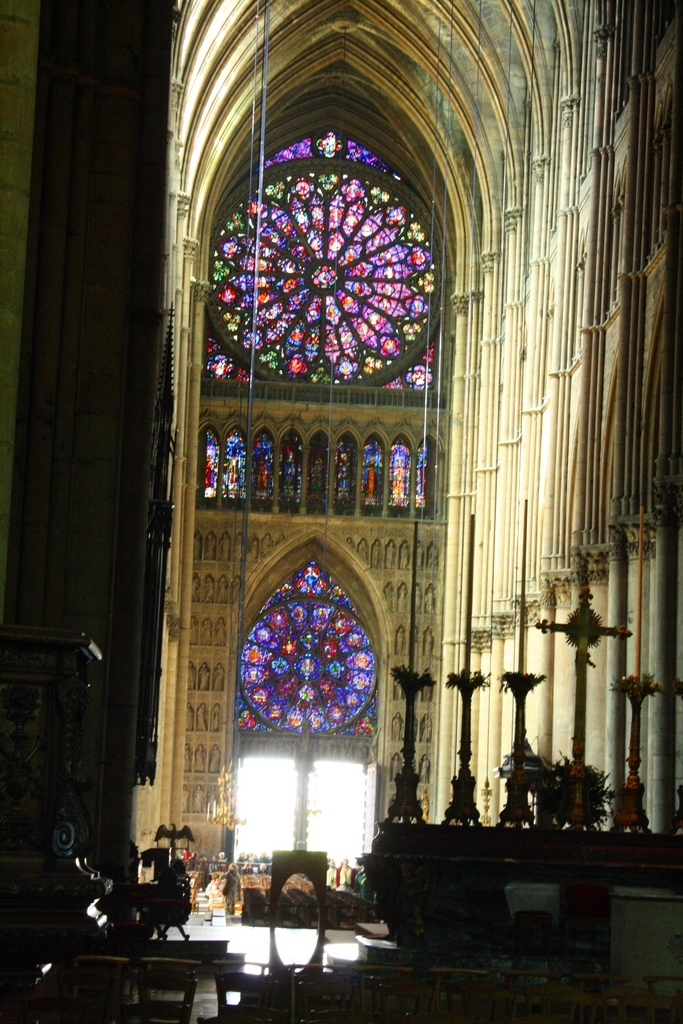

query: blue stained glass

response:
[204,429,219,499]
[361,438,383,507]
[279,431,302,508]
[239,561,375,734]
[334,435,356,507]
[265,138,314,166]
[389,439,411,508]
[346,139,394,175]
[252,432,273,502]
[417,441,427,508]
[223,429,246,500]
[307,432,328,510]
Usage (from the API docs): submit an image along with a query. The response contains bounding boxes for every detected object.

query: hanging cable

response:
[233,0,271,774]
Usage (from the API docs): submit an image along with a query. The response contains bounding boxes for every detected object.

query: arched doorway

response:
[235,561,376,858]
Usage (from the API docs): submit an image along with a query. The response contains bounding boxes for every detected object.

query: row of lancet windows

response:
[201,427,435,515]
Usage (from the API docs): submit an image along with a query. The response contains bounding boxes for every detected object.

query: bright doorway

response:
[235,757,297,858]
[307,761,367,864]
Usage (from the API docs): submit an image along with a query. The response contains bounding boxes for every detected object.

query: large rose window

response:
[238,561,375,735]
[210,133,436,386]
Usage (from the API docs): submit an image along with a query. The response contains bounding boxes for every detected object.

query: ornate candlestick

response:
[497,672,545,828]
[611,674,661,832]
[442,670,489,825]
[385,665,435,823]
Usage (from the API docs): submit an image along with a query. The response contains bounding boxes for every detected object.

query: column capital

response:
[504,207,523,233]
[594,24,614,60]
[560,93,580,128]
[177,191,191,218]
[184,236,199,261]
[481,250,501,274]
[532,155,549,182]
[193,279,211,303]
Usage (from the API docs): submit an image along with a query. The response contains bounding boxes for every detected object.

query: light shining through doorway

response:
[235,757,297,857]
[307,761,366,864]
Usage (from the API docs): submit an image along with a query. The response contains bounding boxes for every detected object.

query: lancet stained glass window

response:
[389,439,411,508]
[223,429,246,501]
[204,429,219,499]
[252,432,273,504]
[334,434,356,510]
[307,433,328,511]
[279,431,302,509]
[210,131,436,387]
[416,440,427,508]
[362,438,383,508]
[238,561,376,734]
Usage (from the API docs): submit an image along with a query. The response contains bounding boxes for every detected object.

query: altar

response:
[362,823,683,967]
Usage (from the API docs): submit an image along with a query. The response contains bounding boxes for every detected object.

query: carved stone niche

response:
[0,626,110,976]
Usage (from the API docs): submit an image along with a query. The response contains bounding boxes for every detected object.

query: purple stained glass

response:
[211,150,433,385]
[252,431,273,503]
[346,139,394,175]
[361,438,382,507]
[334,434,356,507]
[389,440,411,507]
[239,561,376,734]
[265,137,314,167]
[204,429,219,499]
[416,440,427,508]
[279,431,302,508]
[307,432,328,510]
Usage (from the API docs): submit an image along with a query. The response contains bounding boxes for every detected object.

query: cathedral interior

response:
[2,0,683,982]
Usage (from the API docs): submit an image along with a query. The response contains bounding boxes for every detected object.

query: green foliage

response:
[500,671,546,696]
[445,670,489,691]
[612,673,662,701]
[390,664,436,700]
[536,756,615,829]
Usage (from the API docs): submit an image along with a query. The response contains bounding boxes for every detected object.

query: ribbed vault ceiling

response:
[175,0,565,275]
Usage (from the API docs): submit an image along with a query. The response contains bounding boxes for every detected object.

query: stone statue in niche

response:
[196,703,208,731]
[391,712,404,741]
[192,573,201,601]
[425,584,435,613]
[211,704,221,731]
[357,538,368,564]
[415,584,422,613]
[393,677,402,701]
[398,541,410,570]
[419,714,432,742]
[384,540,396,569]
[212,664,224,691]
[395,625,406,655]
[192,785,205,814]
[184,743,192,772]
[193,530,202,561]
[208,744,221,774]
[200,618,213,645]
[198,663,210,690]
[426,541,438,569]
[217,532,231,561]
[422,627,434,658]
[383,581,395,612]
[204,532,217,561]
[194,744,206,773]
[370,539,381,568]
[397,583,408,612]
[188,662,196,690]
[216,575,229,603]
[190,616,199,645]
[182,785,190,813]
[203,575,215,603]
[390,751,401,780]
[249,536,259,560]
[186,704,194,731]
[214,618,226,646]
[419,754,430,784]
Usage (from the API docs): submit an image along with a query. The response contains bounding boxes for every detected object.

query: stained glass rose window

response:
[210,132,436,387]
[238,561,376,734]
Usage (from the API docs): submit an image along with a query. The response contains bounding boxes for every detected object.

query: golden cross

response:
[536,586,631,764]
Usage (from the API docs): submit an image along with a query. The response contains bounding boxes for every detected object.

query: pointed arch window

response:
[204,429,219,500]
[334,434,357,512]
[389,438,411,509]
[279,431,302,511]
[222,429,246,501]
[361,437,383,511]
[252,431,273,506]
[307,432,329,512]
[237,560,376,735]
[416,440,427,508]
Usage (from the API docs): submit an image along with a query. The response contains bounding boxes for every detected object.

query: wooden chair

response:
[198,1011,285,1024]
[21,998,92,1024]
[599,986,655,1024]
[346,967,412,1015]
[429,971,489,1015]
[575,975,632,994]
[297,975,358,1020]
[525,983,597,1024]
[377,977,435,1019]
[216,973,276,1011]
[124,965,197,1024]
[456,983,512,1023]
[58,964,122,1024]
[412,1012,477,1024]
[305,1012,378,1024]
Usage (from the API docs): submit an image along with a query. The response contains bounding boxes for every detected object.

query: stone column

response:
[537,578,556,762]
[651,490,678,831]
[605,525,628,801]
[0,0,40,618]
